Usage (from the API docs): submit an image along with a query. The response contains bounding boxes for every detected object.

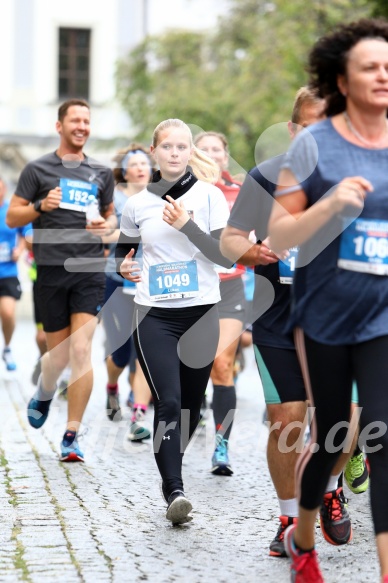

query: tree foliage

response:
[368,0,388,18]
[116,0,372,169]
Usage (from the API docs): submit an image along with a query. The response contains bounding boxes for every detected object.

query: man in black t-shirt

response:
[6,99,115,462]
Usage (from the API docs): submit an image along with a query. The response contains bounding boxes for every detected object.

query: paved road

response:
[0,318,379,582]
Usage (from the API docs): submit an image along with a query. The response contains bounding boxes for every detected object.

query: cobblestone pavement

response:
[0,318,379,582]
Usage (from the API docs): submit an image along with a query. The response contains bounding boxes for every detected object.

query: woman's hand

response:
[163,195,190,230]
[330,176,373,214]
[120,248,142,282]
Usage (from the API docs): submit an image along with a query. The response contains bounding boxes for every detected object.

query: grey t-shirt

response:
[281,118,388,345]
[16,151,114,266]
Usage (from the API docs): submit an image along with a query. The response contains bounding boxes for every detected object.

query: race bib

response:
[149,260,199,301]
[279,247,299,284]
[0,242,11,263]
[338,218,388,275]
[59,178,98,212]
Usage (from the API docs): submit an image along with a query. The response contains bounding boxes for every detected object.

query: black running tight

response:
[133,304,219,497]
[295,330,388,535]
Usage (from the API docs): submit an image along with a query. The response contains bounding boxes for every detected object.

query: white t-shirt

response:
[120,180,229,308]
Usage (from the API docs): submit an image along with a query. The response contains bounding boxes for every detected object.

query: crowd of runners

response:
[1,15,388,583]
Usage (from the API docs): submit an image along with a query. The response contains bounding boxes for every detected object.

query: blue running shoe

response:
[211,434,233,476]
[2,348,16,371]
[27,375,54,429]
[60,431,84,462]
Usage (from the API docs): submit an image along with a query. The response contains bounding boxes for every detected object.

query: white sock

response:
[325,473,340,493]
[278,497,299,517]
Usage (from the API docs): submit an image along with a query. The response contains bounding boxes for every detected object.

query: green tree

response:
[116,0,370,170]
[367,0,388,18]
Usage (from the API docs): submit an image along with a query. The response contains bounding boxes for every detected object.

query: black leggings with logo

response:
[133,303,219,497]
[295,330,388,535]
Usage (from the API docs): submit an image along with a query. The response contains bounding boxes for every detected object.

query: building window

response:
[58,28,91,100]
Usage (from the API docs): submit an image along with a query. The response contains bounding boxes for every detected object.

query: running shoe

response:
[60,432,84,462]
[2,348,16,371]
[27,375,53,429]
[31,359,41,385]
[166,490,193,525]
[211,434,233,476]
[284,524,324,583]
[106,390,122,422]
[269,515,298,557]
[344,452,369,494]
[127,408,151,441]
[319,486,352,545]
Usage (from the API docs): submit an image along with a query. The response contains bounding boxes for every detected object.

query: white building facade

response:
[0,0,229,184]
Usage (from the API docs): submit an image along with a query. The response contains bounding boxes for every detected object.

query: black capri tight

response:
[295,330,388,535]
[133,303,219,497]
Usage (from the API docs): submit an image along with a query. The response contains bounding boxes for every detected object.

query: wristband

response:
[33,199,46,213]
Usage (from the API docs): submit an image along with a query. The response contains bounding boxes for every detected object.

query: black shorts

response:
[36,266,105,333]
[0,277,22,300]
[218,277,246,322]
[254,343,306,404]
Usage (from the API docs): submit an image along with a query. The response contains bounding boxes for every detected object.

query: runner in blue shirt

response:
[0,177,30,370]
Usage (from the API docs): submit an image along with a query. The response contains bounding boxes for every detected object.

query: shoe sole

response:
[127,428,151,441]
[269,548,287,558]
[60,452,84,462]
[166,497,193,525]
[344,476,369,494]
[319,515,352,545]
[211,464,233,476]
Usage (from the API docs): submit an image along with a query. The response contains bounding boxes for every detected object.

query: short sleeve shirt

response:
[228,155,295,349]
[120,180,229,308]
[0,201,30,278]
[15,152,114,266]
[281,118,388,345]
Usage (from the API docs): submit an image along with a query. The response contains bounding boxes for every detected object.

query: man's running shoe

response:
[31,359,42,385]
[106,389,122,422]
[269,515,298,557]
[284,524,324,583]
[60,432,84,462]
[127,408,151,441]
[344,452,369,494]
[166,490,193,525]
[319,486,352,545]
[211,434,233,476]
[2,348,16,371]
[27,375,53,429]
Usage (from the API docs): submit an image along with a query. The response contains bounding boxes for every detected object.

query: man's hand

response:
[41,187,62,212]
[86,217,115,237]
